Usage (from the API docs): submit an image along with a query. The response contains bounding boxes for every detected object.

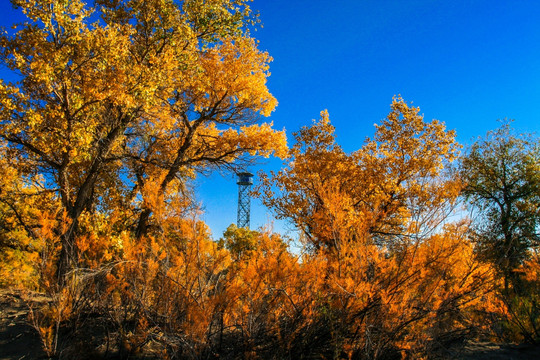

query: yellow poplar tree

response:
[259,96,460,252]
[0,0,286,281]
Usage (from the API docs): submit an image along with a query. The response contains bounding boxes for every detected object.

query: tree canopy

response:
[258,97,461,253]
[0,0,286,280]
[461,121,540,289]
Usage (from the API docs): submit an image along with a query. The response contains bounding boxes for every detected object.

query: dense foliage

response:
[0,0,286,282]
[0,1,538,359]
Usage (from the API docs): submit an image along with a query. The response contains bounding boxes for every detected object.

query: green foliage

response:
[461,121,540,344]
[461,121,540,287]
[218,223,260,259]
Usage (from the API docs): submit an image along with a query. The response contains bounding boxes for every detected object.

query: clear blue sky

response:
[200,0,540,239]
[2,1,540,239]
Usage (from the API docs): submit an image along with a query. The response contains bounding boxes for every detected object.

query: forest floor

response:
[440,341,540,359]
[1,288,539,360]
[0,289,47,359]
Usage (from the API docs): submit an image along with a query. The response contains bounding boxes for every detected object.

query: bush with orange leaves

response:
[253,98,499,358]
[21,97,505,359]
[25,217,499,359]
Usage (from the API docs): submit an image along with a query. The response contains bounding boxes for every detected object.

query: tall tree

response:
[461,121,540,290]
[0,0,286,281]
[258,97,460,253]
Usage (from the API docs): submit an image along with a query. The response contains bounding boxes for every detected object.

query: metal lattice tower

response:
[236,172,254,229]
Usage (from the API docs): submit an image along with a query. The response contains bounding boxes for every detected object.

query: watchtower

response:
[236,172,254,228]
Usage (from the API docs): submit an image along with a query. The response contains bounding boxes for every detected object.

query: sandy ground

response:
[442,341,540,359]
[1,288,539,359]
[0,289,47,360]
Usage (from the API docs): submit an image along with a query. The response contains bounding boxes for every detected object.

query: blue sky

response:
[199,0,540,239]
[2,1,540,239]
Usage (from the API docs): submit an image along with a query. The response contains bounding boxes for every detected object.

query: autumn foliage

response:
[1,0,539,359]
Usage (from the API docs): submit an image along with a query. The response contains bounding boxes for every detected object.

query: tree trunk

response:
[135,209,151,240]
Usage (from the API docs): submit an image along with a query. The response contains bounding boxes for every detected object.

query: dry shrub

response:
[25,216,501,359]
